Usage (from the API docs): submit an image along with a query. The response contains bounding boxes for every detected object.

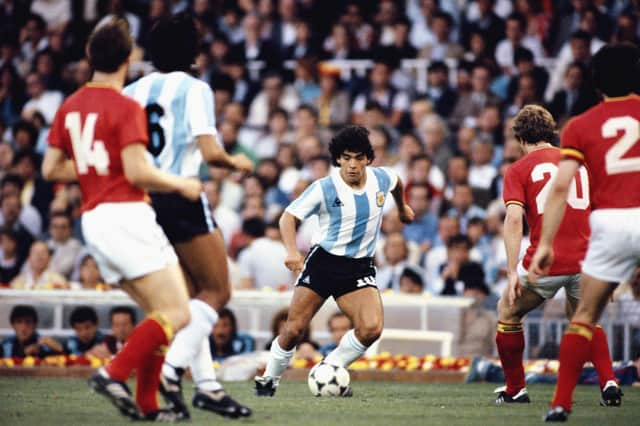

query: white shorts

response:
[517,263,580,299]
[582,208,640,283]
[81,202,178,284]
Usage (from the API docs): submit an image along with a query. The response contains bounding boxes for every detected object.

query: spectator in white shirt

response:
[203,179,240,248]
[468,138,497,190]
[246,71,300,128]
[21,72,62,125]
[376,232,425,292]
[46,212,83,279]
[494,13,544,75]
[236,217,292,290]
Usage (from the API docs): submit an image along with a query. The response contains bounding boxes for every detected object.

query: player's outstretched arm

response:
[504,203,524,305]
[390,176,414,224]
[528,159,579,282]
[121,143,202,200]
[42,147,78,182]
[197,135,254,174]
[279,211,304,274]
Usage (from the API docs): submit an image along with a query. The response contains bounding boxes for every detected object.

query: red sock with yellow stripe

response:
[496,321,525,395]
[105,313,173,383]
[135,347,165,414]
[591,326,616,389]
[551,322,593,411]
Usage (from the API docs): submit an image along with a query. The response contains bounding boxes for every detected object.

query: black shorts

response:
[150,192,217,244]
[296,246,377,299]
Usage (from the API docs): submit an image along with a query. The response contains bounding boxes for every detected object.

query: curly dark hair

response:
[512,104,556,145]
[328,125,374,166]
[150,13,199,72]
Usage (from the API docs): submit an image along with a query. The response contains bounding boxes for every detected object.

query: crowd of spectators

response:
[1,1,640,306]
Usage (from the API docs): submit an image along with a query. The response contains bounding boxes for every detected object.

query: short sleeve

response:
[285,181,323,220]
[47,107,68,152]
[502,164,525,207]
[187,80,217,139]
[560,118,585,163]
[380,167,399,192]
[119,100,148,148]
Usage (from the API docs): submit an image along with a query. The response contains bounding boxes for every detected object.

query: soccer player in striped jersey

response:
[123,14,252,420]
[255,125,414,396]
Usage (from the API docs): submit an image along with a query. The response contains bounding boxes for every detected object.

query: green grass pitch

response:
[0,378,638,425]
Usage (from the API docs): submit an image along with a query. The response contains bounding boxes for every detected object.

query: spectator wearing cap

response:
[1,304,61,357]
[314,63,350,128]
[422,61,457,118]
[21,71,62,125]
[237,217,291,290]
[63,306,104,355]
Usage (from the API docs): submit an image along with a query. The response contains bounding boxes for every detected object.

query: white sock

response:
[190,337,223,391]
[323,329,367,368]
[263,337,295,379]
[163,299,218,379]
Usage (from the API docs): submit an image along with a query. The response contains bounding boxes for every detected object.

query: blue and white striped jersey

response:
[123,71,217,177]
[286,166,398,259]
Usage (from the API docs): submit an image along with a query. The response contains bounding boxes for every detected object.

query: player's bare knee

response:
[497,297,521,323]
[283,321,307,345]
[356,321,382,346]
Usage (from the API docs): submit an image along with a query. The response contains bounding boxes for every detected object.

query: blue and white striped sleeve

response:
[186,80,217,139]
[285,181,322,220]
[381,167,399,192]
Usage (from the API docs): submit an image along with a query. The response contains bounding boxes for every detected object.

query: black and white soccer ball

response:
[307,362,350,397]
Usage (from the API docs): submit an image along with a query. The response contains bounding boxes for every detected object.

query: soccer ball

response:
[307,362,350,397]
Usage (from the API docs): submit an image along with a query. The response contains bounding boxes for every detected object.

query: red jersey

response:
[48,84,149,212]
[503,147,590,275]
[561,95,640,210]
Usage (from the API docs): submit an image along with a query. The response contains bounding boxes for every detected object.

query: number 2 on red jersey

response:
[531,163,589,214]
[65,112,110,175]
[603,116,640,175]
